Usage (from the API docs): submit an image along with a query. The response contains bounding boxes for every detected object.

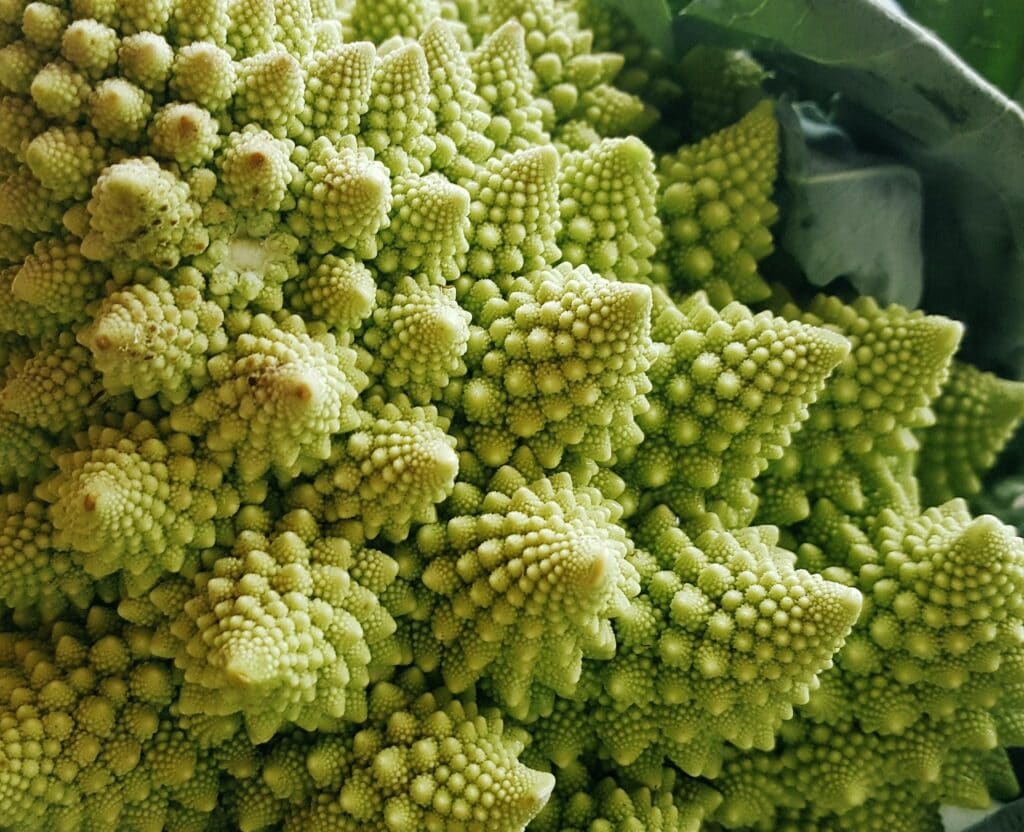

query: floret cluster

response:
[0,1,1022,831]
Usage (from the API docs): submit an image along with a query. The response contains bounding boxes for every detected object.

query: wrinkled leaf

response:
[900,0,1024,95]
[778,100,923,307]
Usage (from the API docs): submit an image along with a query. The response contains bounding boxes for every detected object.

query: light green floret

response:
[0,169,65,235]
[287,252,376,332]
[170,42,237,111]
[527,762,721,832]
[238,674,554,832]
[21,2,68,50]
[538,507,860,779]
[225,0,276,59]
[623,292,849,529]
[348,0,440,43]
[464,144,560,282]
[916,361,1024,505]
[61,18,119,79]
[0,610,236,832]
[0,409,54,486]
[307,394,459,541]
[148,102,221,169]
[0,95,46,160]
[124,511,403,744]
[25,126,106,200]
[271,0,315,58]
[410,465,641,718]
[169,314,367,482]
[38,412,241,589]
[77,269,227,404]
[117,32,175,92]
[28,60,90,120]
[375,172,471,282]
[173,0,231,49]
[0,263,64,337]
[469,19,548,152]
[361,41,435,175]
[217,125,298,213]
[80,157,208,269]
[362,276,471,404]
[290,135,392,257]
[0,39,46,96]
[300,41,374,146]
[0,331,103,433]
[461,262,653,468]
[233,48,305,138]
[658,100,779,306]
[87,77,151,141]
[558,135,663,280]
[10,236,109,326]
[121,0,174,36]
[757,294,963,525]
[0,492,92,618]
[802,501,1024,737]
[419,18,493,176]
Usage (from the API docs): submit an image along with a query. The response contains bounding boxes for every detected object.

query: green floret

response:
[233,48,305,138]
[29,60,90,120]
[622,292,849,529]
[289,135,392,257]
[11,236,109,326]
[376,171,471,282]
[362,276,471,404]
[361,41,436,175]
[527,762,721,832]
[123,510,404,744]
[300,40,374,146]
[21,2,68,50]
[0,94,46,159]
[234,672,554,832]
[174,0,231,49]
[38,411,240,591]
[658,100,779,305]
[148,101,221,169]
[80,157,208,269]
[77,269,227,404]
[463,143,561,279]
[61,18,119,78]
[407,463,640,717]
[419,18,493,175]
[117,32,175,92]
[0,169,66,235]
[677,46,768,139]
[169,313,367,482]
[0,608,236,832]
[287,252,377,332]
[558,135,663,280]
[0,331,104,433]
[87,77,152,141]
[0,409,52,487]
[216,125,297,213]
[461,262,653,468]
[916,361,1024,505]
[170,42,237,111]
[530,506,861,779]
[757,294,963,525]
[25,126,107,200]
[469,19,548,152]
[348,0,441,43]
[0,491,92,618]
[304,393,459,541]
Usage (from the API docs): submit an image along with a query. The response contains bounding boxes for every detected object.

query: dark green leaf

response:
[777,100,924,307]
[593,0,675,54]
